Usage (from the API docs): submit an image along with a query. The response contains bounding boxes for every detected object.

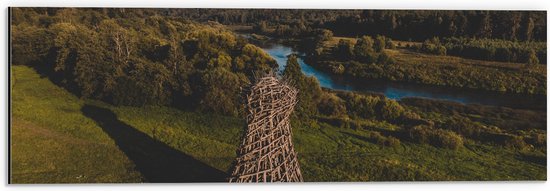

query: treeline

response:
[330,35,395,66]
[160,9,546,42]
[11,8,277,116]
[412,37,546,64]
[442,37,546,64]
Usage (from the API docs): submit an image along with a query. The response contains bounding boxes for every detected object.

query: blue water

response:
[261,43,546,110]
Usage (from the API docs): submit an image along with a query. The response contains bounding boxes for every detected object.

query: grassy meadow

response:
[11,65,546,182]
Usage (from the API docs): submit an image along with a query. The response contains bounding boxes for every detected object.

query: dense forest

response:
[11,8,279,116]
[10,8,547,182]
[163,9,546,41]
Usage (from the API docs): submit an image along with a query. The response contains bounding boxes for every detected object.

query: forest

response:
[10,8,547,183]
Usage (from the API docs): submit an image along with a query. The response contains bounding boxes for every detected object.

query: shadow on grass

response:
[81,104,227,183]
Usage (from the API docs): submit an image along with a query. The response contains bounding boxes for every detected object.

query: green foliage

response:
[195,68,249,116]
[443,116,483,139]
[374,35,386,52]
[170,9,547,42]
[11,8,278,116]
[416,37,447,55]
[11,24,54,65]
[441,37,546,64]
[329,35,395,65]
[312,49,546,94]
[10,8,548,182]
[11,66,548,182]
[283,54,323,115]
[505,136,528,150]
[234,44,277,75]
[318,94,347,117]
[431,129,464,150]
[385,136,401,147]
[527,49,540,65]
[336,92,381,119]
[408,125,464,150]
[353,36,376,62]
[335,39,354,60]
[377,98,405,120]
[385,37,396,49]
[409,125,431,144]
[314,28,333,43]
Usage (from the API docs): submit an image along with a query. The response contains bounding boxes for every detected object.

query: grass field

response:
[10,65,546,183]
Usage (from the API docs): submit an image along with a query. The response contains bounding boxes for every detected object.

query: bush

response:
[337,92,382,119]
[385,136,401,147]
[444,117,482,139]
[370,131,386,145]
[377,52,395,65]
[505,136,528,150]
[385,38,396,49]
[527,49,540,65]
[368,132,400,147]
[318,93,347,117]
[533,133,546,146]
[374,35,386,52]
[408,125,464,150]
[409,125,431,144]
[430,129,464,150]
[418,37,446,55]
[377,98,405,120]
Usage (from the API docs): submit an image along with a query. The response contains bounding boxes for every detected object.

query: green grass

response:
[10,65,546,183]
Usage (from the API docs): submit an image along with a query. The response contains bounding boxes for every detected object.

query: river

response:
[258,42,546,110]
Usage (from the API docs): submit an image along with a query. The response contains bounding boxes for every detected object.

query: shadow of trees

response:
[81,104,227,183]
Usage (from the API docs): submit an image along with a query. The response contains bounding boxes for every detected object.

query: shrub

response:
[408,125,464,149]
[409,125,431,144]
[419,37,447,55]
[385,38,396,49]
[533,133,546,146]
[444,117,482,139]
[377,52,395,65]
[527,49,540,65]
[318,93,347,117]
[377,99,405,120]
[505,136,528,150]
[374,35,386,52]
[369,132,400,147]
[385,136,401,147]
[430,129,464,150]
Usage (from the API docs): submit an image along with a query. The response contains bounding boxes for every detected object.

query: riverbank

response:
[252,39,546,110]
[235,30,546,96]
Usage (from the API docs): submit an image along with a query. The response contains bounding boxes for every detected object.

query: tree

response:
[233,44,277,75]
[523,16,535,41]
[335,39,354,60]
[354,36,378,63]
[477,12,492,38]
[195,67,248,116]
[283,54,303,81]
[374,35,386,52]
[283,54,322,115]
[314,28,333,43]
[527,49,539,65]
